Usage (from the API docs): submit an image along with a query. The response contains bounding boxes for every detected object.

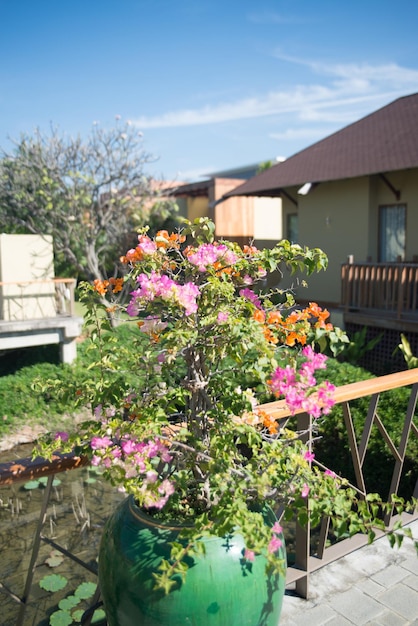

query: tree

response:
[0,120,179,282]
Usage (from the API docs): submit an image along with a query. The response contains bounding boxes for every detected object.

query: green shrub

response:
[0,328,416,503]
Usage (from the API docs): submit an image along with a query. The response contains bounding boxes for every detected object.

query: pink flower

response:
[187,244,219,271]
[217,311,229,323]
[301,483,310,498]
[244,549,255,562]
[146,470,158,483]
[271,522,283,535]
[177,282,200,315]
[137,235,157,255]
[91,436,112,450]
[268,536,283,554]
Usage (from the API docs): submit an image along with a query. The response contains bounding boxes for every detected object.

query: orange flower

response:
[156,230,185,249]
[253,309,266,323]
[243,244,258,255]
[121,247,144,264]
[267,311,282,324]
[285,331,307,346]
[258,409,279,435]
[93,279,109,295]
[263,327,278,344]
[109,277,124,294]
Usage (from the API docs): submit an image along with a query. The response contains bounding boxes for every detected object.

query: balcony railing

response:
[0,278,76,321]
[1,369,417,622]
[341,262,418,320]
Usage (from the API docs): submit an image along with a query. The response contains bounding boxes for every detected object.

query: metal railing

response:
[341,262,418,319]
[0,278,76,320]
[0,369,417,618]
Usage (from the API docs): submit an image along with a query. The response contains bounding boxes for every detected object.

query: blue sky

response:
[1,0,418,182]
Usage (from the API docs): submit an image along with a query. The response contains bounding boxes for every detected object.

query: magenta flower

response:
[239,288,262,309]
[54,431,69,442]
[303,450,315,462]
[301,483,310,498]
[121,439,139,455]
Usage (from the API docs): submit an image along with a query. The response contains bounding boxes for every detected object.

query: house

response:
[224,93,418,372]
[169,161,283,248]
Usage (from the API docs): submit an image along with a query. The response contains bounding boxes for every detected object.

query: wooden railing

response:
[1,369,417,619]
[0,278,77,320]
[341,262,418,319]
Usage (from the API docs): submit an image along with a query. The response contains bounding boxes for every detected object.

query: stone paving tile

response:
[376,582,418,621]
[328,587,385,624]
[365,611,409,626]
[403,573,418,592]
[371,563,410,587]
[355,578,385,597]
[281,604,339,626]
[322,616,353,626]
[403,556,418,576]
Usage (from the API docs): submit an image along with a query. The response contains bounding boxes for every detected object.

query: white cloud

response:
[132,60,418,130]
[269,127,334,141]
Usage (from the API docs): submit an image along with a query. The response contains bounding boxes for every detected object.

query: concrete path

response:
[280,520,418,626]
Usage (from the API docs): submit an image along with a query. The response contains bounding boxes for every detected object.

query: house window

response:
[287,213,299,243]
[379,204,406,261]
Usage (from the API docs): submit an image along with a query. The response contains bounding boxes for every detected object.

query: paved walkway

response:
[280,520,418,625]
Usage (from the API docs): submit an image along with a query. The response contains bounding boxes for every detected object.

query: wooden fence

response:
[341,262,418,319]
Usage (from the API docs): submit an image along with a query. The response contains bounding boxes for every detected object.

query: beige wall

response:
[299,177,370,303]
[188,197,210,222]
[0,234,56,320]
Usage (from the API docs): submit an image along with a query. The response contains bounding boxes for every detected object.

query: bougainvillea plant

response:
[38,217,415,593]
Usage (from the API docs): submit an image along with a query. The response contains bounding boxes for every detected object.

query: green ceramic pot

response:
[98,496,286,626]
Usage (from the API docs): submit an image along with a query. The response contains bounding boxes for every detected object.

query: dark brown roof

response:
[227,93,418,197]
[167,180,211,197]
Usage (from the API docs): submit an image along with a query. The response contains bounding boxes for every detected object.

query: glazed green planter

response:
[99,496,286,626]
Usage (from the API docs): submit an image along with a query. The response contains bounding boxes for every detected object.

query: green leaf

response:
[39,476,62,487]
[49,610,73,626]
[71,609,84,622]
[92,608,107,623]
[23,480,40,490]
[74,581,97,600]
[39,574,68,592]
[58,595,80,610]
